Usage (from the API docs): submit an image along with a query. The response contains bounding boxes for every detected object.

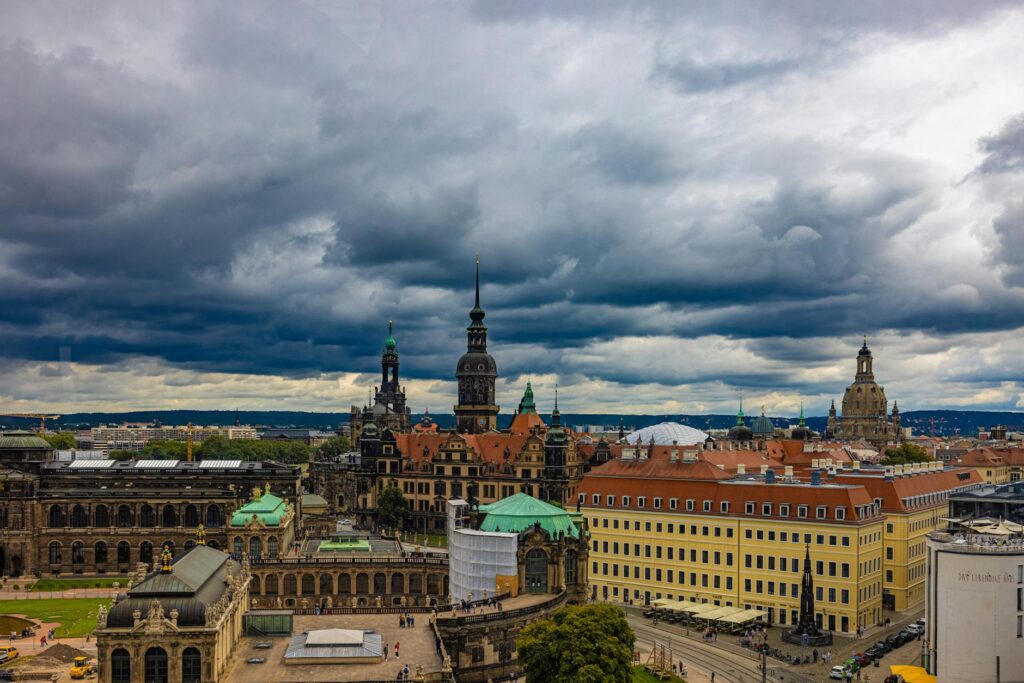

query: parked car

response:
[884,634,900,649]
[853,652,873,667]
[874,640,891,654]
[865,646,883,661]
[642,609,657,618]
[830,665,848,680]
[898,629,915,644]
[908,622,925,635]
[246,657,266,664]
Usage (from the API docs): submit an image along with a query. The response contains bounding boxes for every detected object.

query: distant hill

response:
[3,408,1021,437]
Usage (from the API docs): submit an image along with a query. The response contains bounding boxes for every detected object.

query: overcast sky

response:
[2,1,1024,416]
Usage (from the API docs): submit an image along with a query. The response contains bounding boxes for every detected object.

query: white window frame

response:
[703,500,712,512]
[797,505,808,518]
[622,496,631,507]
[816,506,828,519]
[720,501,730,513]
[686,499,695,511]
[638,496,647,509]
[779,504,790,517]
[745,501,755,515]
[653,497,663,509]
[762,503,772,516]
[669,498,679,510]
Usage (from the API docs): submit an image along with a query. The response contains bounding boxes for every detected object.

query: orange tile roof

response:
[508,411,546,434]
[957,448,1006,467]
[589,457,733,481]
[833,468,983,512]
[579,467,879,524]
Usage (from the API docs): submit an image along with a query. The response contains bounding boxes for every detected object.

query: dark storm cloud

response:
[0,1,1023,411]
[977,114,1024,175]
[992,201,1024,287]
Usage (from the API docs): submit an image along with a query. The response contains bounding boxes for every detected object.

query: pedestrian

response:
[395,641,400,658]
[402,664,410,678]
[384,642,389,661]
[711,673,715,682]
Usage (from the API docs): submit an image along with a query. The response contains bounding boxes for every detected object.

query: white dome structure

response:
[625,422,709,446]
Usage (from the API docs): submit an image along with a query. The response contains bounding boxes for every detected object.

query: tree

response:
[43,432,76,449]
[316,435,351,460]
[108,450,136,461]
[881,442,931,465]
[377,485,410,532]
[519,603,634,683]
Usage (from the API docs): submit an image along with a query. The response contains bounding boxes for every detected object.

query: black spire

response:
[467,256,488,351]
[551,385,561,427]
[799,545,815,629]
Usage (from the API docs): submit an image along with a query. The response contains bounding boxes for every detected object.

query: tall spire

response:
[798,400,806,426]
[385,320,396,351]
[736,397,746,425]
[475,254,480,309]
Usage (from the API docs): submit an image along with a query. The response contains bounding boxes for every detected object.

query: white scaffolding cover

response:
[448,527,517,603]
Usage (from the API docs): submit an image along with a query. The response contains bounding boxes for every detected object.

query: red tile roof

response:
[833,468,983,512]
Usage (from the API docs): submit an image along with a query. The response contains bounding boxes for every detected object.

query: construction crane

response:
[1,413,62,433]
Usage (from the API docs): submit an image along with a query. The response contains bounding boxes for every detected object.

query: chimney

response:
[811,458,819,469]
[894,464,904,477]
[683,450,697,463]
[737,463,746,475]
[852,460,861,471]
[884,466,894,480]
[810,470,822,486]
[760,464,769,474]
[671,440,679,463]
[765,468,776,484]
[784,465,794,478]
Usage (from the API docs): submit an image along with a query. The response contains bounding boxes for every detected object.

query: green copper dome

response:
[478,493,579,538]
[385,320,397,352]
[231,489,288,527]
[0,431,52,450]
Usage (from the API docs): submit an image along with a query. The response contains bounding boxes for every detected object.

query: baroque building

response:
[95,543,249,683]
[349,321,411,447]
[0,432,301,577]
[837,339,902,448]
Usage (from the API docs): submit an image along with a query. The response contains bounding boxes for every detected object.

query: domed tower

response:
[838,338,894,447]
[376,321,409,427]
[825,400,837,438]
[542,390,570,504]
[751,406,775,439]
[727,399,754,442]
[791,401,813,440]
[454,258,499,434]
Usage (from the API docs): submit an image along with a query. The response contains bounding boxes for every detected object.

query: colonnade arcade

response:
[248,567,449,608]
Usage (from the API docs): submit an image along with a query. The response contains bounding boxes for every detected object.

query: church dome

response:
[728,423,754,441]
[0,431,52,450]
[456,351,497,377]
[625,422,708,446]
[751,413,775,437]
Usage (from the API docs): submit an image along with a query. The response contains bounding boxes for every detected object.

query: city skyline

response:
[2,3,1024,414]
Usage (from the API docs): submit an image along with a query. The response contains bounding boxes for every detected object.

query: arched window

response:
[140,541,153,565]
[48,506,65,528]
[391,573,405,594]
[111,648,131,683]
[182,647,201,683]
[356,573,369,593]
[162,505,177,528]
[302,574,315,595]
[48,542,61,564]
[233,537,244,557]
[117,505,133,527]
[72,541,85,564]
[184,540,196,551]
[117,541,131,564]
[205,504,223,528]
[207,540,220,550]
[184,504,199,527]
[265,574,279,595]
[339,573,351,594]
[409,574,423,594]
[427,574,440,595]
[250,575,261,595]
[94,504,110,527]
[320,573,333,595]
[564,550,578,584]
[373,572,386,594]
[283,574,297,595]
[139,505,155,527]
[144,647,168,683]
[95,541,108,564]
[70,505,87,528]
[267,536,279,559]
[249,537,262,558]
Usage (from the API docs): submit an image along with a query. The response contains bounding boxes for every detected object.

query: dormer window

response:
[686,499,695,511]
[592,494,600,505]
[638,496,647,508]
[622,496,631,507]
[762,503,772,516]
[669,498,678,510]
[653,497,662,509]
[606,495,616,506]
[816,506,827,519]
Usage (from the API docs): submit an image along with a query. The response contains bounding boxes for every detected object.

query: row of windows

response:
[591,518,736,538]
[48,504,224,529]
[584,494,853,520]
[594,562,734,590]
[47,539,216,564]
[743,529,851,547]
[594,541,735,566]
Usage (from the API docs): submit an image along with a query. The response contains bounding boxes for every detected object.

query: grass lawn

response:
[420,533,448,549]
[31,577,124,592]
[632,665,686,682]
[0,598,110,637]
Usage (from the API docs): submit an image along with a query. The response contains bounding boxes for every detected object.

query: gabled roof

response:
[958,447,1008,467]
[231,491,287,526]
[478,493,580,538]
[509,411,546,434]
[590,457,733,481]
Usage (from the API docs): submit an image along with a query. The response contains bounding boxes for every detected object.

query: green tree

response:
[107,449,136,461]
[316,435,351,460]
[43,432,76,449]
[881,442,932,465]
[377,485,410,532]
[519,603,635,683]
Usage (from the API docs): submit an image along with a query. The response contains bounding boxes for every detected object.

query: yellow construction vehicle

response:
[69,656,95,679]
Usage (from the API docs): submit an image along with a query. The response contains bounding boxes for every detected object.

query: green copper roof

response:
[478,493,579,539]
[798,401,806,426]
[519,380,537,414]
[0,431,52,450]
[231,491,287,526]
[385,320,397,352]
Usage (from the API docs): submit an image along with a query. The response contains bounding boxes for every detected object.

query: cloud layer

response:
[1,1,1024,415]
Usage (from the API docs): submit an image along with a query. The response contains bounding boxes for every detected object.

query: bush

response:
[12,584,19,591]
